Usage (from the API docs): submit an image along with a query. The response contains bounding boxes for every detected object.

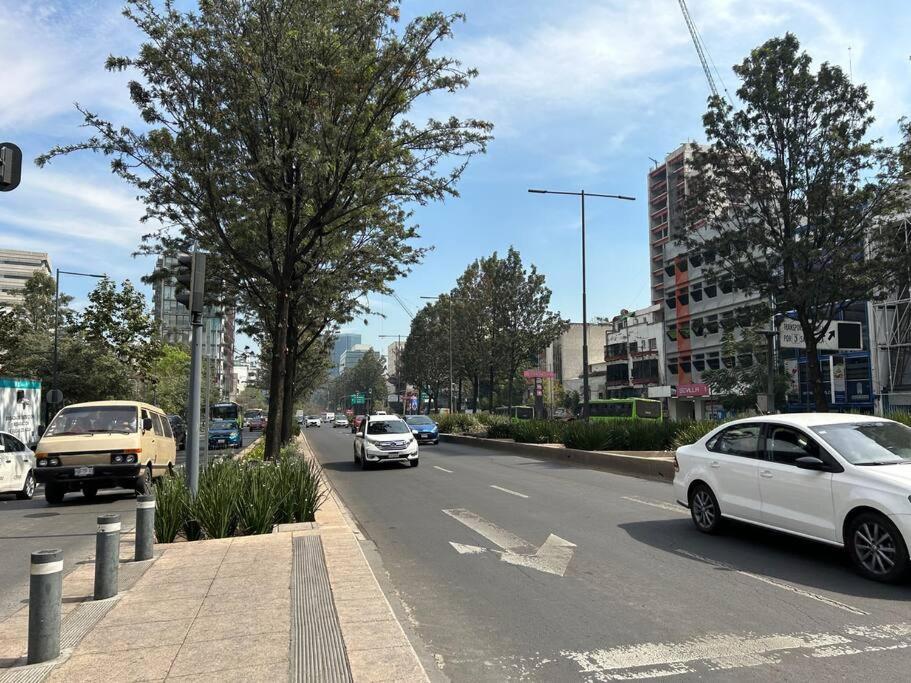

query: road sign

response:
[351,393,365,405]
[523,369,556,379]
[779,320,863,351]
[0,142,22,192]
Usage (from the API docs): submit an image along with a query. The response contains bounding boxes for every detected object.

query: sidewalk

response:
[0,436,428,682]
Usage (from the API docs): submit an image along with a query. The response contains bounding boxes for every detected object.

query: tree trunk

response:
[280,323,298,444]
[472,373,479,412]
[457,378,462,413]
[507,369,514,417]
[489,365,495,411]
[799,317,829,412]
[265,289,291,459]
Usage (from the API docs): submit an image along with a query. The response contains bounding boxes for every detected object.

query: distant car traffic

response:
[245,410,267,432]
[353,414,418,469]
[333,416,349,428]
[0,431,37,500]
[404,415,439,445]
[208,419,242,450]
[35,401,176,504]
[674,413,911,583]
[351,415,365,434]
[324,412,336,423]
[167,414,187,450]
[305,416,322,428]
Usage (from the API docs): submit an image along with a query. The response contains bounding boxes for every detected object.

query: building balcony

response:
[605,378,631,387]
[604,354,629,363]
[630,349,658,359]
[632,376,660,385]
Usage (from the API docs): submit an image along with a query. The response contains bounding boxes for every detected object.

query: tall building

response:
[648,144,765,419]
[601,305,664,399]
[152,255,235,398]
[330,333,362,376]
[0,249,52,309]
[543,322,612,395]
[338,343,372,374]
[385,340,404,378]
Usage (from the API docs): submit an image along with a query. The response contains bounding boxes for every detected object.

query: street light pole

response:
[50,269,105,421]
[528,189,635,420]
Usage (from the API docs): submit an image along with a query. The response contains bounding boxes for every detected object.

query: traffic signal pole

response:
[187,314,203,496]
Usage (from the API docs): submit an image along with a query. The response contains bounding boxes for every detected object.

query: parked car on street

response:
[404,415,439,445]
[208,419,243,450]
[353,414,418,469]
[305,415,322,428]
[674,413,911,583]
[333,416,349,428]
[167,414,187,450]
[0,431,37,500]
[35,401,176,504]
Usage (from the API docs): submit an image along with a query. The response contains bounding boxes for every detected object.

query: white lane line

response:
[490,485,529,499]
[676,549,870,616]
[622,495,687,515]
[434,465,453,473]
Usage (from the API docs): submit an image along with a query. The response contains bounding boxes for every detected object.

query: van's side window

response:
[160,416,173,439]
[151,413,165,437]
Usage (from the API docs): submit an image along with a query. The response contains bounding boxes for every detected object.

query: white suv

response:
[304,416,321,428]
[674,413,911,583]
[353,415,418,469]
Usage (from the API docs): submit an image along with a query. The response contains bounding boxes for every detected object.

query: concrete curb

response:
[231,435,264,461]
[440,433,675,482]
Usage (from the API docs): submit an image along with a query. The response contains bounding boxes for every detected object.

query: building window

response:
[649,338,657,351]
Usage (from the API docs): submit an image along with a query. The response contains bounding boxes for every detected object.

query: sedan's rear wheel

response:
[846,512,909,583]
[689,483,722,534]
[17,471,36,500]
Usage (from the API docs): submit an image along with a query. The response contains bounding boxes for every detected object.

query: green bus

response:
[494,405,535,420]
[211,401,244,428]
[588,398,662,420]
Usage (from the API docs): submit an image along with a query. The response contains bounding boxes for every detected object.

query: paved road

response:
[0,429,259,621]
[307,427,911,682]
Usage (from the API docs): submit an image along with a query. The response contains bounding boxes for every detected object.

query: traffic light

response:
[0,142,22,192]
[175,252,206,314]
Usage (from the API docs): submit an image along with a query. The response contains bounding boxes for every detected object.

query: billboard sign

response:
[677,383,710,398]
[1,378,42,446]
[779,320,863,351]
[523,369,556,380]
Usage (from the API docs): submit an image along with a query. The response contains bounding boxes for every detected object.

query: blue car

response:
[404,415,439,445]
[208,419,242,450]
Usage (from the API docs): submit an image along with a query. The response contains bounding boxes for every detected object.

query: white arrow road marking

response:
[676,549,869,616]
[490,484,529,498]
[443,508,576,576]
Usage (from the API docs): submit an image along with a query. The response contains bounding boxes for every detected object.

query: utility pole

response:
[528,189,635,419]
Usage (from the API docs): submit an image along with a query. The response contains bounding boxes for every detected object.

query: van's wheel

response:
[17,471,36,500]
[689,483,722,534]
[82,484,99,501]
[136,465,153,495]
[846,512,909,583]
[45,483,65,505]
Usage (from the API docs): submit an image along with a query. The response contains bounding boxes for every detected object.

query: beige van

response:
[35,401,177,504]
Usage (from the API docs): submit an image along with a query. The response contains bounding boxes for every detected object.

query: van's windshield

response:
[45,406,138,436]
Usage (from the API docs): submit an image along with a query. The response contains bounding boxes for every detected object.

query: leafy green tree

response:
[38,0,491,458]
[702,327,788,412]
[686,33,906,410]
[145,344,190,415]
[401,302,450,410]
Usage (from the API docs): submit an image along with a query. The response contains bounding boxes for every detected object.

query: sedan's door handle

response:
[760,470,773,479]
[710,461,721,469]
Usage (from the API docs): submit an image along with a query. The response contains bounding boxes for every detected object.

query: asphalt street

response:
[307,426,911,682]
[0,429,259,622]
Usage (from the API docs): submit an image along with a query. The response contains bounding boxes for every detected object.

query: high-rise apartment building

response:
[648,144,765,419]
[0,249,52,309]
[338,343,372,374]
[152,255,235,398]
[330,333,362,377]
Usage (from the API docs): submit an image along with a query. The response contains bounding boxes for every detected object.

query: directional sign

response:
[443,508,576,577]
[779,320,862,351]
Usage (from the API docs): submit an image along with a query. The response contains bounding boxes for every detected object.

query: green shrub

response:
[671,420,722,449]
[510,419,566,444]
[887,411,911,428]
[154,468,189,543]
[244,440,265,461]
[192,459,241,538]
[486,417,514,439]
[562,419,681,452]
[435,413,482,434]
[236,463,282,535]
[276,451,326,524]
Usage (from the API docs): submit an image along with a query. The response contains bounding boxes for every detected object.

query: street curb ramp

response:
[440,434,675,482]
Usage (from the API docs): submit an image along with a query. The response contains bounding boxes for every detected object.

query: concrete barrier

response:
[439,434,675,482]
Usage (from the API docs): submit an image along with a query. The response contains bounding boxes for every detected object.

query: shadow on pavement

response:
[620,517,911,602]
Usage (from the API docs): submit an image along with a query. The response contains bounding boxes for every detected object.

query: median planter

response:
[440,433,676,481]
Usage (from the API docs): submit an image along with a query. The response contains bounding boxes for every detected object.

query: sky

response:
[2,0,910,362]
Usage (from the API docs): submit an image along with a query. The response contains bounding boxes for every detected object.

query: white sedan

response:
[674,413,911,583]
[0,431,37,500]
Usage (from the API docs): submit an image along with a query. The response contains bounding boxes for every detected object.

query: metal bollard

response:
[94,513,121,600]
[135,495,155,562]
[28,549,63,664]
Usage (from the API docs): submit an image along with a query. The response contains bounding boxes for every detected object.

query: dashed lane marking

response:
[434,466,453,473]
[676,549,870,616]
[491,485,529,499]
[622,495,688,515]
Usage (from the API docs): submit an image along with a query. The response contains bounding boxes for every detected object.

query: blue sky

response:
[2,0,910,361]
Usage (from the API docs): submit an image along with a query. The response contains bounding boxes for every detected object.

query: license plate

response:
[74,466,94,477]
[217,440,226,445]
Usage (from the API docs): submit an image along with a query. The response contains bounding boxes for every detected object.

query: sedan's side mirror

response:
[142,417,153,432]
[795,456,828,471]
